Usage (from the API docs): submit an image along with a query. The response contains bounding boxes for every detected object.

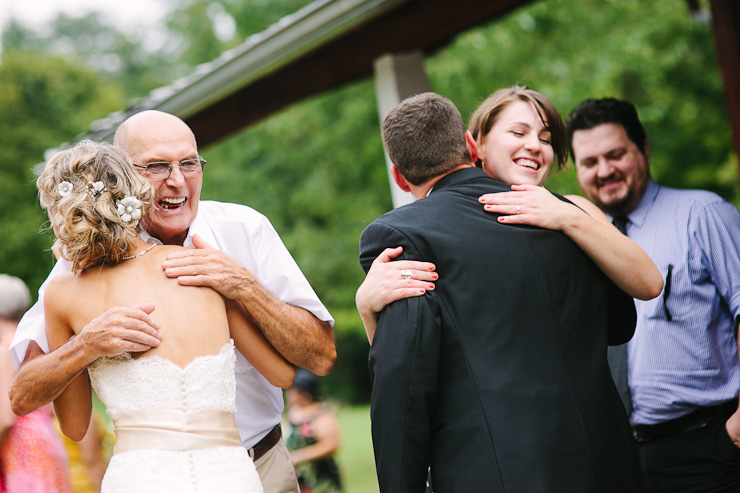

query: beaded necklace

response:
[122,244,156,260]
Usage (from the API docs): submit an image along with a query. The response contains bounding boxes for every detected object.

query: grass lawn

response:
[336,404,378,492]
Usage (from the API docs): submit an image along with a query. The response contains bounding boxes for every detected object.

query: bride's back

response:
[52,244,230,368]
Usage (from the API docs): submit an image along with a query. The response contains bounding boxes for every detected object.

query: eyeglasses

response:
[133,157,207,179]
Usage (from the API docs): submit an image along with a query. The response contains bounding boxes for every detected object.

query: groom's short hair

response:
[382,92,471,186]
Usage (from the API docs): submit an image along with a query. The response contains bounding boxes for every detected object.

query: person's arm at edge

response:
[690,200,740,447]
[225,297,296,389]
[726,319,740,448]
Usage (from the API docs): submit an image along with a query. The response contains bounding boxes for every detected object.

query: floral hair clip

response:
[58,181,74,197]
[116,196,145,223]
[87,181,108,200]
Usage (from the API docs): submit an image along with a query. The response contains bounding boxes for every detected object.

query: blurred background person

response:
[55,409,112,493]
[285,370,343,493]
[0,273,72,492]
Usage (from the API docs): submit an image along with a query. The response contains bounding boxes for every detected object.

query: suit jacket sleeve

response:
[360,221,440,492]
[606,276,637,345]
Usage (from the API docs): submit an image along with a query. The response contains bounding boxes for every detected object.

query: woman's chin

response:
[513,173,544,187]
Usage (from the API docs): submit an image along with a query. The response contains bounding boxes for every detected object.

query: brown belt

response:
[250,424,282,462]
[631,400,736,442]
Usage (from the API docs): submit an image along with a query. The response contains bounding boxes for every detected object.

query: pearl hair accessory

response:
[58,181,74,197]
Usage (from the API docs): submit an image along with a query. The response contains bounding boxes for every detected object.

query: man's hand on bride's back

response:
[77,303,162,358]
[161,234,250,300]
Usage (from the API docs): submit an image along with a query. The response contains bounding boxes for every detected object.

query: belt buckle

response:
[632,427,652,442]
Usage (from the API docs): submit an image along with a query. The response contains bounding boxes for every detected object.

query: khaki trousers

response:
[251,437,299,493]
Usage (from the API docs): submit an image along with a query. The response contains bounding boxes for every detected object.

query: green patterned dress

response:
[285,408,343,493]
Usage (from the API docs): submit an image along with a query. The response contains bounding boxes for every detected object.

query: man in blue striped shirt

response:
[567,97,740,492]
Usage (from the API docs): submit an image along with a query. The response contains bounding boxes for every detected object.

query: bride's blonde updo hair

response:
[37,140,153,271]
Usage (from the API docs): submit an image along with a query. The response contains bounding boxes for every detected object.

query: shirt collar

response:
[427,167,489,195]
[138,229,163,246]
[625,179,659,228]
[138,204,215,249]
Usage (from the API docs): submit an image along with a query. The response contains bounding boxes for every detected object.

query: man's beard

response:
[599,192,635,218]
[597,176,649,217]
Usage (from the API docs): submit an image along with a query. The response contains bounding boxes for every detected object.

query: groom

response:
[359,93,645,492]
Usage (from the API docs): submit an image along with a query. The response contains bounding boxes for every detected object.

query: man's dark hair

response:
[381,92,471,186]
[565,98,647,161]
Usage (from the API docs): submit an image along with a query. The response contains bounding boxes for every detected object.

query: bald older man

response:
[9,110,335,493]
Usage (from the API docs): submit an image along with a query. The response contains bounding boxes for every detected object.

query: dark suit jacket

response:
[359,167,643,492]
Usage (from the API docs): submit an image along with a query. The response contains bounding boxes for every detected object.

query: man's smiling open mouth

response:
[160,197,186,209]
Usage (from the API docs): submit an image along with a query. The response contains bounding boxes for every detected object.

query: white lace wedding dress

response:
[89,341,263,493]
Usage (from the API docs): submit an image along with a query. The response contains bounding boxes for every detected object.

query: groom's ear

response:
[465,131,479,164]
[391,165,412,192]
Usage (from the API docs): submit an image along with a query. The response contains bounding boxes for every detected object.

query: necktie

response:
[612,215,629,235]
[608,216,633,417]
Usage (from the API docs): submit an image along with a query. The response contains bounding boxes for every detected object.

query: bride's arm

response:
[225,298,295,389]
[44,278,93,441]
[479,184,663,300]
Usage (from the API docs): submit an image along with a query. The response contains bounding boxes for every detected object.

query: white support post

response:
[373,51,430,208]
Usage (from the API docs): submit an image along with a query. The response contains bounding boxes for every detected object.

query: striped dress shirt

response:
[619,180,740,425]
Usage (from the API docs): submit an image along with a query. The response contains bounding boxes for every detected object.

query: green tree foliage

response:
[2,13,172,101]
[219,0,314,41]
[161,0,314,70]
[0,50,123,293]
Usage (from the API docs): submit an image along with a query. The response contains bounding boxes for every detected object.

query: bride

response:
[37,140,294,492]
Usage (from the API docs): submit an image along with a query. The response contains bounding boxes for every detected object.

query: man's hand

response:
[726,407,740,449]
[161,235,251,299]
[9,303,161,416]
[161,235,335,374]
[76,303,162,358]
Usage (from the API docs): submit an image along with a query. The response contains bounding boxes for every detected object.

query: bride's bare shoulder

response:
[45,270,77,295]
[44,271,81,315]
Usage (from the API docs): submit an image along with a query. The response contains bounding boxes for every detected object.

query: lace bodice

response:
[89,341,237,421]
